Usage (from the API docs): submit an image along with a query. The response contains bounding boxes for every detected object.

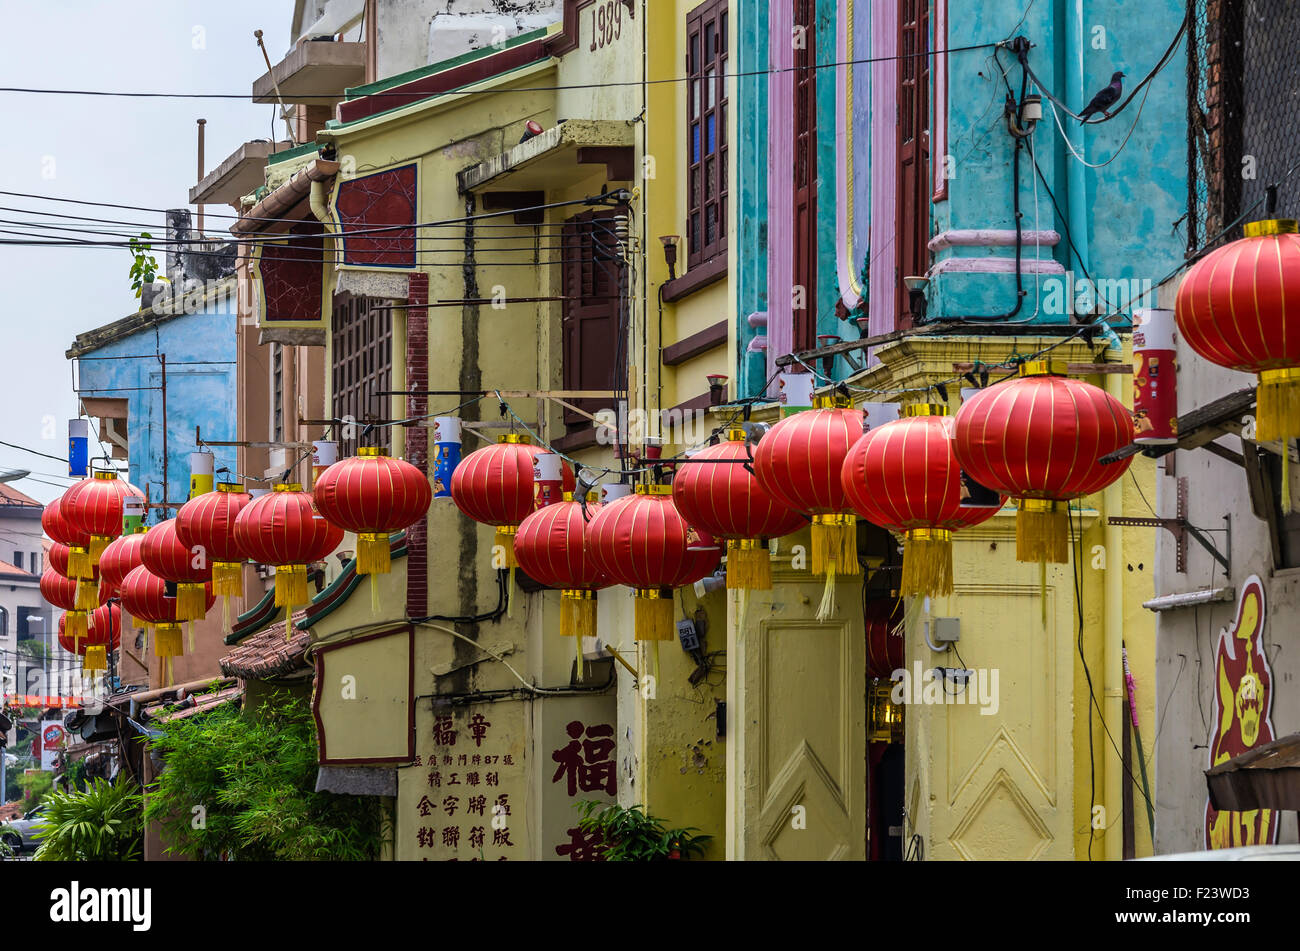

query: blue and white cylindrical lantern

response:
[122,493,146,534]
[431,416,462,499]
[189,451,215,499]
[311,440,338,487]
[68,419,89,477]
[533,451,564,508]
[778,371,815,416]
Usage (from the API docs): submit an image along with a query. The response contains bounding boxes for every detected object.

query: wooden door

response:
[561,210,625,432]
[896,0,930,330]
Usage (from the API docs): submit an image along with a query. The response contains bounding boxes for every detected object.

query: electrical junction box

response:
[932,617,961,643]
[676,619,701,651]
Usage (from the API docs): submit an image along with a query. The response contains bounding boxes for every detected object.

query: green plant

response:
[127,233,158,299]
[143,691,383,860]
[16,769,53,809]
[575,801,711,861]
[32,775,142,861]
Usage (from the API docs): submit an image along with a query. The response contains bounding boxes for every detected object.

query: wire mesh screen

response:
[1187,0,1300,251]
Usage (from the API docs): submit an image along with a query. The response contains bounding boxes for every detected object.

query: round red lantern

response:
[82,603,122,672]
[952,362,1134,563]
[232,484,338,615]
[515,492,611,677]
[42,495,92,580]
[98,529,147,604]
[119,564,213,667]
[61,470,144,567]
[141,519,212,622]
[57,612,85,658]
[1175,218,1300,444]
[673,430,805,590]
[176,482,252,601]
[47,543,71,577]
[587,485,695,643]
[753,395,867,617]
[40,568,79,612]
[313,448,431,576]
[451,434,574,566]
[841,405,1004,597]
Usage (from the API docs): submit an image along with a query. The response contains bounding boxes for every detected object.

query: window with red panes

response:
[687,0,728,269]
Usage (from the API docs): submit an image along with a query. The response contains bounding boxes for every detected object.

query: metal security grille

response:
[331,295,392,454]
[1187,0,1300,251]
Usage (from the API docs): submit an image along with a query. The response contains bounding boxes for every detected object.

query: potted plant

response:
[575,800,711,861]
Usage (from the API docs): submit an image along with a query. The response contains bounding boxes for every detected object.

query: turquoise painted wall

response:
[75,294,239,520]
[736,0,768,399]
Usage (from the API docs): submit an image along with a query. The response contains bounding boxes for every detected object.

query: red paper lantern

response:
[233,484,338,614]
[98,530,147,601]
[1175,218,1300,444]
[47,543,70,577]
[40,569,79,612]
[451,434,574,566]
[61,471,144,568]
[141,518,212,622]
[587,485,699,642]
[672,429,805,590]
[753,395,867,617]
[313,448,431,575]
[42,495,92,580]
[119,565,212,663]
[841,405,1004,596]
[57,613,85,657]
[176,482,252,598]
[516,494,611,639]
[952,363,1134,563]
[81,603,122,672]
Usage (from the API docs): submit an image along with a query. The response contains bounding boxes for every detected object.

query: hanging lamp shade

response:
[752,394,867,618]
[841,405,1004,597]
[1175,218,1300,444]
[450,434,575,566]
[82,602,122,672]
[141,518,213,622]
[57,613,87,658]
[176,482,252,598]
[232,484,333,616]
[313,448,431,576]
[587,485,696,642]
[516,494,611,640]
[61,470,145,567]
[672,429,805,590]
[42,494,93,581]
[952,362,1134,563]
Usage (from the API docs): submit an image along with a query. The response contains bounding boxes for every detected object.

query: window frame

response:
[686,0,729,270]
[331,295,393,455]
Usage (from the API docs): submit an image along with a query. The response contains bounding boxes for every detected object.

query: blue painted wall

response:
[75,286,239,521]
[736,0,769,399]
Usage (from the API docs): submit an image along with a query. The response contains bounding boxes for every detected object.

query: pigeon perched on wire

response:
[1078,71,1125,121]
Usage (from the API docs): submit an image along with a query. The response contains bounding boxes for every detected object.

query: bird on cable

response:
[1078,71,1125,121]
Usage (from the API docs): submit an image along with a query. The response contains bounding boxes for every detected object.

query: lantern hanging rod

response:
[952,361,1132,376]
[194,426,312,450]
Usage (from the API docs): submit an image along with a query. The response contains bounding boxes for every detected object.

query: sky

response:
[0,0,293,504]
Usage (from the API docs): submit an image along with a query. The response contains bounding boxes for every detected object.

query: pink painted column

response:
[868,0,898,341]
[765,1,795,391]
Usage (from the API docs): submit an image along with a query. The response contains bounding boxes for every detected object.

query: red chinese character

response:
[485,772,499,787]
[442,754,453,766]
[447,772,461,785]
[551,720,616,797]
[555,826,606,862]
[492,827,514,847]
[442,795,460,816]
[417,827,435,848]
[427,771,441,788]
[416,795,435,817]
[503,755,513,765]
[494,794,511,816]
[434,716,457,746]
[471,754,482,766]
[466,772,480,786]
[468,713,491,747]
[442,826,460,848]
[412,754,423,766]
[467,795,487,816]
[468,826,486,849]
[457,753,468,766]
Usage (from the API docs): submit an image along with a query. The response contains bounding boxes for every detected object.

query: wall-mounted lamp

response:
[706,373,729,406]
[903,276,930,323]
[519,120,544,144]
[659,235,681,280]
[867,679,905,744]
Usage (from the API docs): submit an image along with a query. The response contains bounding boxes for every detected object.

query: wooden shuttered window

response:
[687,0,729,269]
[561,209,626,434]
[331,295,393,454]
[896,0,931,330]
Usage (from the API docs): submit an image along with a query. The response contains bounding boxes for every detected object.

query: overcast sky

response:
[0,0,292,504]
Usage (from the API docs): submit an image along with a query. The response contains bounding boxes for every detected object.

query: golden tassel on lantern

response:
[1015,499,1069,564]
[83,645,107,672]
[65,610,89,641]
[274,563,309,608]
[175,582,208,621]
[153,622,183,658]
[68,545,92,580]
[494,526,518,568]
[1255,367,1300,444]
[634,588,676,642]
[901,528,954,598]
[211,561,243,597]
[357,532,391,575]
[88,534,113,567]
[75,577,99,611]
[810,513,859,576]
[561,591,597,683]
[726,538,772,590]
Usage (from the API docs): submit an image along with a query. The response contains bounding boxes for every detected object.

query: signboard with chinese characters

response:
[539,694,618,861]
[1205,576,1279,849]
[408,701,528,861]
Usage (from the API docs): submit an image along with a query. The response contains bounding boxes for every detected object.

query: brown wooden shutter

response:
[561,210,626,432]
[687,0,729,269]
[792,0,818,352]
[331,294,393,454]
[896,0,931,330]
